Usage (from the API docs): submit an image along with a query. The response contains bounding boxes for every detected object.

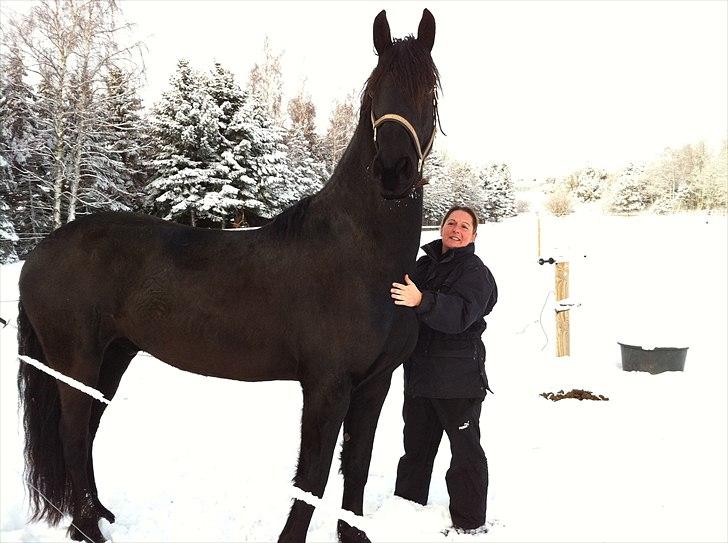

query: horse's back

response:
[18,212,301,380]
[20,212,198,300]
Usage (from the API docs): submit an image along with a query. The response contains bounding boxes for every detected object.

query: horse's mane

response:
[363,36,441,106]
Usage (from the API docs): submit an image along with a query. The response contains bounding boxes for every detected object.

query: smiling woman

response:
[390,204,498,532]
[440,207,477,252]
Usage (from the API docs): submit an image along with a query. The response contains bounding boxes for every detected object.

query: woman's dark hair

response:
[440,206,479,234]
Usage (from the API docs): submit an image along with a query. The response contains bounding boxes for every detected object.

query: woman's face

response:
[440,210,476,252]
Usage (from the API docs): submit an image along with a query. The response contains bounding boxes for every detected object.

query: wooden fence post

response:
[555,261,570,357]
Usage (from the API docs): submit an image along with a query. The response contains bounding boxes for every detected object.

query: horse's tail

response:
[17,300,70,525]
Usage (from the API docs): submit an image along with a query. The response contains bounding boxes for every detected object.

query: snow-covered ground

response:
[1,212,726,542]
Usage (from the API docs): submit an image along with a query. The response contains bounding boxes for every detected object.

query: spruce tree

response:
[449,160,485,219]
[480,164,517,222]
[0,49,52,257]
[0,156,18,263]
[422,149,453,225]
[572,166,607,202]
[79,67,147,214]
[280,126,326,209]
[609,163,649,214]
[244,92,292,216]
[205,62,253,225]
[146,60,236,226]
[0,56,21,262]
[222,91,270,222]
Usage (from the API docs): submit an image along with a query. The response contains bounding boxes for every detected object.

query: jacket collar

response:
[422,239,475,263]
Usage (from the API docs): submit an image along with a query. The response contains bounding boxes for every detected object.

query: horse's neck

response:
[327,112,375,197]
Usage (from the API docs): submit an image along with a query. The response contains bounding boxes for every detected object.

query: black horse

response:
[17,9,439,543]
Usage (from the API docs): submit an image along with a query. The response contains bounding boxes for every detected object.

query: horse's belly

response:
[125,318,297,382]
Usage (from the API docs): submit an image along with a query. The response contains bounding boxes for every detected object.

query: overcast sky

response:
[8,1,728,180]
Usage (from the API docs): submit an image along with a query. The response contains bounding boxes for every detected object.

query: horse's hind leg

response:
[337,371,393,543]
[52,344,108,543]
[279,374,352,543]
[86,338,138,525]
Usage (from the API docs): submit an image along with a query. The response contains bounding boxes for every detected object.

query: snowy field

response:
[1,212,727,542]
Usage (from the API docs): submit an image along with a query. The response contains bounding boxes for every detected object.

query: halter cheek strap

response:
[370,110,436,175]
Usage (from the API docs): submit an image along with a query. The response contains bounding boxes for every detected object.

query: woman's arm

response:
[410,263,496,334]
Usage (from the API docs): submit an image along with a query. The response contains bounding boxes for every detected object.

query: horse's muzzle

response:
[373,152,419,200]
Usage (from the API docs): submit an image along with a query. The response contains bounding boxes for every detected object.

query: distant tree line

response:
[543,141,728,216]
[0,0,516,263]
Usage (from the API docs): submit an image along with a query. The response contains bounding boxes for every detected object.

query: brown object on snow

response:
[540,389,609,402]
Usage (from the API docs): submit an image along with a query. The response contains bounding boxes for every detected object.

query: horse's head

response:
[366,9,439,200]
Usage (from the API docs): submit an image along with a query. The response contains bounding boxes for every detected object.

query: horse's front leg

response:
[278,373,352,543]
[337,371,394,543]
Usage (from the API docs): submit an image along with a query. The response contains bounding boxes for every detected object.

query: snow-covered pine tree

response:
[0,156,19,263]
[0,47,53,258]
[205,62,262,226]
[1,53,22,261]
[448,159,486,219]
[479,163,517,221]
[422,149,454,225]
[570,166,608,202]
[609,163,649,214]
[4,3,72,229]
[207,62,306,222]
[240,91,292,217]
[280,126,326,209]
[146,60,238,227]
[221,89,272,222]
[208,62,246,136]
[422,154,493,224]
[76,67,147,214]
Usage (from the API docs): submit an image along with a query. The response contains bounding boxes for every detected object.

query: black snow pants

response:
[394,395,488,530]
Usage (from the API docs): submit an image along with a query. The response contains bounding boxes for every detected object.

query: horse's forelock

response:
[364,36,440,106]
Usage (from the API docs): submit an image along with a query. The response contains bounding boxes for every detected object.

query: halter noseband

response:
[370,108,436,176]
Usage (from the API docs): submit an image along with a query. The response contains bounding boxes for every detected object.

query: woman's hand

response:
[391,274,422,307]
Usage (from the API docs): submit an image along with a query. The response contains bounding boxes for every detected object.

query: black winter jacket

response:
[403,239,498,399]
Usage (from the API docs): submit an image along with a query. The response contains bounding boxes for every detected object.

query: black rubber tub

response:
[618,343,688,374]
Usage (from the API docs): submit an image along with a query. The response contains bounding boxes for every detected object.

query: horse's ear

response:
[373,10,392,55]
[417,8,436,52]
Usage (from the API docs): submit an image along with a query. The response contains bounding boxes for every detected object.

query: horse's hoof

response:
[97,504,115,524]
[337,520,371,543]
[68,520,106,543]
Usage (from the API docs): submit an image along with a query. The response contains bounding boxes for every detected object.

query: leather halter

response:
[370,108,436,176]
